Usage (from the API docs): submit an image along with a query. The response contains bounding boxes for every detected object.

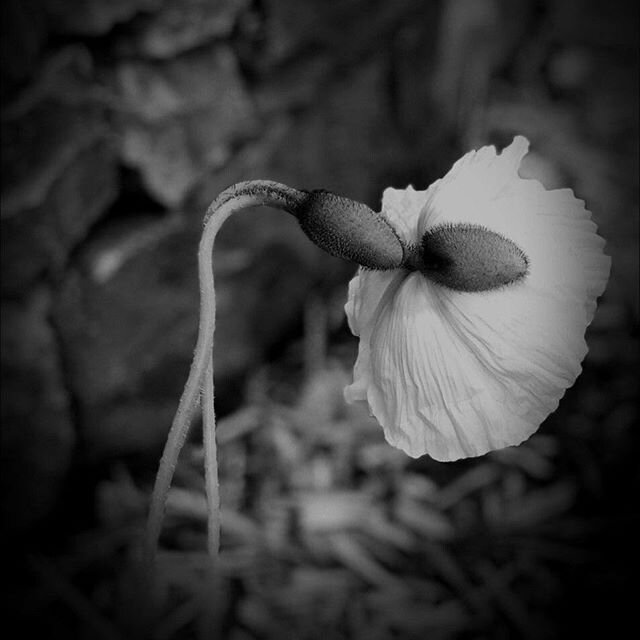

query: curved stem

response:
[144,181,307,570]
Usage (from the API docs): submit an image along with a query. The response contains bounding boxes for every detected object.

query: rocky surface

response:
[1,0,637,551]
[126,0,250,59]
[1,289,74,531]
[114,45,258,206]
[1,52,118,295]
[43,0,160,36]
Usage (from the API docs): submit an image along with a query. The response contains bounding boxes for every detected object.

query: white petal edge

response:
[346,137,611,460]
[344,269,406,404]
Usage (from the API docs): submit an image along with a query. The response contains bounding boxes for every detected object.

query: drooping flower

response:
[344,136,611,461]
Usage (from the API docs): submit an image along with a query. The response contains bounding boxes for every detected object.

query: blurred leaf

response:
[293,364,352,430]
[215,406,262,444]
[372,593,470,636]
[436,464,499,509]
[365,509,416,552]
[490,444,554,479]
[502,481,577,530]
[421,541,488,618]
[165,488,261,543]
[476,561,540,640]
[96,464,147,527]
[296,490,371,534]
[394,496,456,541]
[400,472,440,502]
[28,555,125,640]
[329,532,407,592]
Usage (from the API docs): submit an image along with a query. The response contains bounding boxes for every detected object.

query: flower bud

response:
[296,190,404,270]
[418,223,529,292]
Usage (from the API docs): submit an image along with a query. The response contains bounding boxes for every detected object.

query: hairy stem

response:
[144,181,307,570]
[202,357,219,558]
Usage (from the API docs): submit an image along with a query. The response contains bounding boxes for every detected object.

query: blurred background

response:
[1,0,638,638]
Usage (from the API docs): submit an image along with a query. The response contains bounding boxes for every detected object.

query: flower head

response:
[344,136,611,461]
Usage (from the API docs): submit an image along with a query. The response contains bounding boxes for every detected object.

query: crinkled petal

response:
[367,273,592,460]
[417,137,610,314]
[344,268,407,403]
[346,136,610,460]
[380,185,430,244]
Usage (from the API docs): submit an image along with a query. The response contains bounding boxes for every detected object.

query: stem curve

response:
[144,181,307,569]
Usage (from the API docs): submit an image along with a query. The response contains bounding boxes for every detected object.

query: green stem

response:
[144,181,307,571]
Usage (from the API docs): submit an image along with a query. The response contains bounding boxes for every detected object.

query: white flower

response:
[344,136,611,461]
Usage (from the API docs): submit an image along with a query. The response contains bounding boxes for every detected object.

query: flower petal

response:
[366,274,589,461]
[416,136,610,318]
[344,268,406,403]
[346,136,610,461]
[380,185,430,244]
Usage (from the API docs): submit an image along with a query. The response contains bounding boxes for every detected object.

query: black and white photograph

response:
[1,1,638,638]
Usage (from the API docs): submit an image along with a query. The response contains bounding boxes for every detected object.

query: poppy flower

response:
[344,136,611,461]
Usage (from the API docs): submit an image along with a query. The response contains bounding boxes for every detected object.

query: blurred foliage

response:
[2,0,638,639]
[9,337,636,639]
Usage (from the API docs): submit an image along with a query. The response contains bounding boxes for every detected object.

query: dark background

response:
[1,1,638,638]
